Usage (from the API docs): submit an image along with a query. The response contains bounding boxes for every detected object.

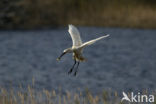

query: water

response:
[0,27,156,94]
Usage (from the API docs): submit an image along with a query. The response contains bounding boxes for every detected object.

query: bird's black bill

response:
[57,52,66,61]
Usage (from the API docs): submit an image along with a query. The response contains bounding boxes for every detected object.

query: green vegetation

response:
[1,0,156,29]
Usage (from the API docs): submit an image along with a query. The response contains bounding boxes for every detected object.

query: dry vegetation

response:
[0,86,121,104]
[0,85,156,104]
[1,0,156,29]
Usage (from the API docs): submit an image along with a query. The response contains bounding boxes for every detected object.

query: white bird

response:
[57,24,109,76]
[121,92,131,102]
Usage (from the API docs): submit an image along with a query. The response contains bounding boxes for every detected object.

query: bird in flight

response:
[57,24,109,76]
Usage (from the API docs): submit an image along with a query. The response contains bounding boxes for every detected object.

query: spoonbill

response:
[57,24,109,76]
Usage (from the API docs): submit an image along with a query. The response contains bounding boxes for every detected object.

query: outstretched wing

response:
[68,24,82,46]
[77,34,109,49]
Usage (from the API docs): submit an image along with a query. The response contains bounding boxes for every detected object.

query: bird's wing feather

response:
[68,24,82,46]
[77,34,109,49]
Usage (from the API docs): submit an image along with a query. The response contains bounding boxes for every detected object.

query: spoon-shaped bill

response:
[56,52,66,61]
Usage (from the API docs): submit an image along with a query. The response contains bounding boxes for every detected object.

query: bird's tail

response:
[79,56,87,62]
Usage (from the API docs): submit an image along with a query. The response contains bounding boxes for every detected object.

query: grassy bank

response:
[0,86,118,104]
[1,0,156,29]
[0,86,156,104]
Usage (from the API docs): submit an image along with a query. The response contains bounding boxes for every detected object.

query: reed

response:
[0,86,121,104]
[0,85,156,104]
[1,0,156,29]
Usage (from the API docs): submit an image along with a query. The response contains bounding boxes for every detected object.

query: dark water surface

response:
[0,27,156,94]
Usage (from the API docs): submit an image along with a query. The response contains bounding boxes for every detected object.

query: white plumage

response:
[68,24,109,49]
[77,34,109,49]
[57,24,109,76]
[68,24,82,47]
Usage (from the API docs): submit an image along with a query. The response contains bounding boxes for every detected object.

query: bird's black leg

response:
[74,62,80,76]
[68,59,76,74]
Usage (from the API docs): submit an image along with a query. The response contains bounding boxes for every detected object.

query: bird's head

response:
[63,48,73,53]
[57,48,72,61]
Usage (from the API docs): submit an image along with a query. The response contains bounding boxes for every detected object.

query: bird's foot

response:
[74,71,77,76]
[68,69,73,74]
